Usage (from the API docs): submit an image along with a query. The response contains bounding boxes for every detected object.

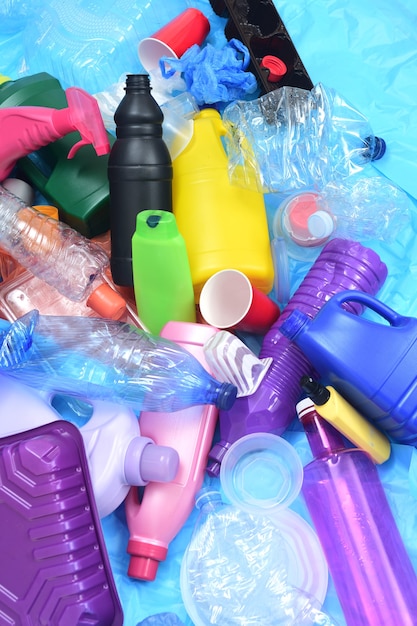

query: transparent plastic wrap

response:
[0,310,237,413]
[180,489,338,625]
[222,83,386,193]
[0,185,109,301]
[19,0,197,93]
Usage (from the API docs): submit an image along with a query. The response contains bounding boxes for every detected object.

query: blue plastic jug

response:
[280,290,417,444]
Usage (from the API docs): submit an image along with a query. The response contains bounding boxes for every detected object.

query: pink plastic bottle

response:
[125,321,220,581]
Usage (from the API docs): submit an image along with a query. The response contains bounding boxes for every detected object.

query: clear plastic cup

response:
[220,432,304,514]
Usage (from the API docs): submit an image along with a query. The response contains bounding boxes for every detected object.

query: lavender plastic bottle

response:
[207,238,387,476]
[296,397,417,626]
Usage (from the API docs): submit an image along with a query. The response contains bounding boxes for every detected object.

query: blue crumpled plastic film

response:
[1,0,417,625]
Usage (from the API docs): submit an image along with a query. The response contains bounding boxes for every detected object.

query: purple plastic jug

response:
[280,289,417,444]
[296,397,417,626]
[207,238,387,475]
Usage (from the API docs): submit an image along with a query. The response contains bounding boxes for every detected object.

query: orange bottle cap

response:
[87,283,127,320]
[33,205,60,220]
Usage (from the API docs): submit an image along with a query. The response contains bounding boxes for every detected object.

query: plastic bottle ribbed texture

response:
[222,83,386,193]
[108,73,173,287]
[297,398,417,626]
[0,185,109,301]
[180,488,338,626]
[0,310,237,413]
[207,238,387,475]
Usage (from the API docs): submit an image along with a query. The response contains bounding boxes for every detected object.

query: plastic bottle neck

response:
[125,74,151,92]
[296,397,347,459]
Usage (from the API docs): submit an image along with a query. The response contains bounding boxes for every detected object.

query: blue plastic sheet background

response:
[1,1,417,624]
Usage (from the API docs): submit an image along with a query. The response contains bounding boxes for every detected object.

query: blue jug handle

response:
[332,290,406,327]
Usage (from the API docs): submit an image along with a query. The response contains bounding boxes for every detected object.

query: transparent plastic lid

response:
[220,432,304,514]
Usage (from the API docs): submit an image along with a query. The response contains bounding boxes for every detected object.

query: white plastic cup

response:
[199,269,280,334]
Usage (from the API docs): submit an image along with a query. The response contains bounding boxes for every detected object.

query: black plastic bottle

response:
[108,74,173,287]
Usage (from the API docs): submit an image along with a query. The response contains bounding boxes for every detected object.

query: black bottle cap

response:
[300,375,330,405]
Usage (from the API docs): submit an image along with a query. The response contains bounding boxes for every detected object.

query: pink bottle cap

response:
[127,540,168,581]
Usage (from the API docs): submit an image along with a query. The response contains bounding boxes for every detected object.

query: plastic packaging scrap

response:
[0,310,237,412]
[313,174,412,243]
[222,82,386,193]
[160,39,258,107]
[180,488,339,626]
[203,330,273,397]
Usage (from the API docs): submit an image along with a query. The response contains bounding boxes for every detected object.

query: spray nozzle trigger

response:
[64,88,111,158]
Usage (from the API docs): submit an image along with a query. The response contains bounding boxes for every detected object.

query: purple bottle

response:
[207,238,387,475]
[296,397,417,626]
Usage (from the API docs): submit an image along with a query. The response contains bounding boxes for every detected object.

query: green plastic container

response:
[0,72,114,238]
[132,210,196,335]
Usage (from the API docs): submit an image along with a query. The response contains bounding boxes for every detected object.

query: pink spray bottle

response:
[125,321,220,581]
[0,86,110,181]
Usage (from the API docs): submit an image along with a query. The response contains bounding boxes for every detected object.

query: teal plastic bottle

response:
[280,289,417,444]
[0,72,114,238]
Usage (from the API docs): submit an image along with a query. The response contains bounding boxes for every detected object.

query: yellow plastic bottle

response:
[172,108,274,301]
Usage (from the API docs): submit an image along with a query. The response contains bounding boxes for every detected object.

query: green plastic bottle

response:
[0,72,114,238]
[132,210,196,335]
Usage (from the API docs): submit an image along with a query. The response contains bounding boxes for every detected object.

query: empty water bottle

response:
[222,82,386,193]
[180,488,338,625]
[0,310,237,413]
[0,185,117,305]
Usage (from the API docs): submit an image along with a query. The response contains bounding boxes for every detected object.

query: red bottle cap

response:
[260,56,287,82]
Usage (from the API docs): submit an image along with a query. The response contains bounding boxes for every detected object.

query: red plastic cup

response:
[199,269,280,334]
[138,8,210,73]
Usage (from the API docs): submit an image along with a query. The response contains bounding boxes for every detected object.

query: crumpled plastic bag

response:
[159,38,258,106]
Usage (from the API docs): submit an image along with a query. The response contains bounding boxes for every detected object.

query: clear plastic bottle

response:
[296,397,417,626]
[0,185,116,305]
[222,83,386,193]
[0,310,237,413]
[180,488,338,626]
